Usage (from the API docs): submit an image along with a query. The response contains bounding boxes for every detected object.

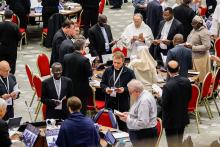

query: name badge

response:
[6,97,12,105]
[105,43,109,50]
[110,87,116,97]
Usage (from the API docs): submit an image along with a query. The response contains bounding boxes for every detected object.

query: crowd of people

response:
[1,0,220,146]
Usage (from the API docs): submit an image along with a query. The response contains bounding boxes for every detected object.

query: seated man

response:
[166,34,192,77]
[41,62,73,119]
[118,79,158,147]
[88,14,115,62]
[0,61,20,120]
[121,13,154,58]
[56,96,100,147]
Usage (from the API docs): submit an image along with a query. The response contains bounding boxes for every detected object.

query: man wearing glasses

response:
[0,61,20,120]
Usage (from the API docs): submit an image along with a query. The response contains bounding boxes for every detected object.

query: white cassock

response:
[121,21,154,58]
[210,4,220,36]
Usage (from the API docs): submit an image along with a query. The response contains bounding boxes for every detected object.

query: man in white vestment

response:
[121,13,154,58]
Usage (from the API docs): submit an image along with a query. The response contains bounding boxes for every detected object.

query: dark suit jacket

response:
[0,119,11,147]
[59,39,74,66]
[7,0,30,15]
[63,52,93,101]
[0,21,21,74]
[88,24,113,59]
[0,74,18,120]
[173,4,195,40]
[162,75,192,129]
[100,66,135,112]
[166,45,192,77]
[145,0,163,37]
[50,29,67,66]
[156,18,184,51]
[41,76,73,119]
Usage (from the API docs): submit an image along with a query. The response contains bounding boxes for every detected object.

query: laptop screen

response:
[8,117,22,129]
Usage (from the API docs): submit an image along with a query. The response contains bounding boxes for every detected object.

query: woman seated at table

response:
[128,46,158,90]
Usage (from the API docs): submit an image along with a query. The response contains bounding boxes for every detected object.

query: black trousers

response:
[82,8,99,38]
[165,127,185,147]
[0,53,17,74]
[3,105,14,121]
[129,127,158,147]
[112,0,122,7]
[42,7,59,28]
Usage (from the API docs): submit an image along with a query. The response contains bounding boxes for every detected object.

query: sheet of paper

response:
[85,54,97,65]
[6,97,12,106]
[102,54,113,63]
[112,132,129,139]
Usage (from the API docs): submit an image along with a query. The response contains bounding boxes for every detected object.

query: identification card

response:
[6,97,12,105]
[105,43,109,50]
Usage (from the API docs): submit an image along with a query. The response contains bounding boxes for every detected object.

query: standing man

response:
[152,7,184,65]
[39,0,59,28]
[0,10,21,74]
[162,60,192,147]
[56,97,100,147]
[0,61,20,120]
[50,20,76,66]
[100,51,135,131]
[6,0,30,29]
[76,0,100,38]
[166,34,192,77]
[173,0,195,40]
[118,79,157,147]
[41,62,73,119]
[145,0,163,38]
[63,38,93,115]
[88,14,115,62]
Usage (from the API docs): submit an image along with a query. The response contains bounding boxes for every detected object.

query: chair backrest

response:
[188,84,200,112]
[112,47,127,57]
[93,109,118,129]
[201,72,212,99]
[11,14,20,28]
[37,53,51,77]
[215,37,220,57]
[25,64,35,90]
[213,67,220,93]
[156,117,163,147]
[198,6,207,16]
[32,75,42,99]
[99,0,106,14]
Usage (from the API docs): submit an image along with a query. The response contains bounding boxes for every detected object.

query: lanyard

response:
[53,78,61,99]
[113,67,123,87]
[0,77,9,94]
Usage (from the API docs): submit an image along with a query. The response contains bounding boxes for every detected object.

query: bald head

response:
[167,60,179,74]
[0,61,10,77]
[173,34,184,46]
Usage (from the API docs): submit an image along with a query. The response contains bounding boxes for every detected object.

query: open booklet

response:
[54,96,66,110]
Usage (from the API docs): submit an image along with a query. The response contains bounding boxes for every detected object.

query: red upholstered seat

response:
[215,38,220,57]
[19,28,26,33]
[156,118,163,147]
[199,7,207,16]
[112,47,128,57]
[43,28,48,33]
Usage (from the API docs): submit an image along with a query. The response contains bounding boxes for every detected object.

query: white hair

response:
[0,98,7,110]
[127,79,144,92]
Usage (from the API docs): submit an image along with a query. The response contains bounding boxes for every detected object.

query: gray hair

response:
[133,13,143,20]
[0,99,7,111]
[127,79,144,93]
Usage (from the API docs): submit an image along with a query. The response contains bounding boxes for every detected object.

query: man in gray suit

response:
[166,34,192,77]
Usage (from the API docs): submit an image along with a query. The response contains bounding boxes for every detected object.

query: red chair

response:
[200,72,213,119]
[214,37,220,58]
[155,118,163,147]
[36,53,51,77]
[113,47,128,57]
[87,86,105,112]
[25,64,36,107]
[198,6,207,16]
[99,0,106,14]
[94,109,118,129]
[188,84,201,133]
[32,75,46,121]
[209,68,220,116]
[41,28,48,45]
[12,14,27,51]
